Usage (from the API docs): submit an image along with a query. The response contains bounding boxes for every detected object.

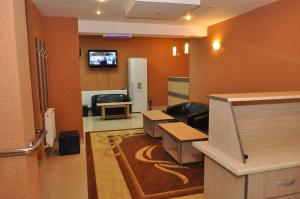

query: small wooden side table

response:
[97,102,133,120]
[159,122,208,164]
[142,110,174,138]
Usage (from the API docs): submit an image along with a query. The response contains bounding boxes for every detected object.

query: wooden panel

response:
[204,157,245,199]
[153,120,169,138]
[209,91,300,102]
[233,102,300,153]
[143,116,153,136]
[168,80,189,96]
[193,141,246,176]
[101,106,106,119]
[102,113,128,120]
[248,167,300,199]
[181,142,203,164]
[168,95,188,106]
[163,132,179,162]
[276,193,300,199]
[101,104,130,120]
[159,122,208,142]
[194,140,300,176]
[209,99,244,163]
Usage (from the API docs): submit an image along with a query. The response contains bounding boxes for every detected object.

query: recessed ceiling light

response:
[99,0,105,2]
[96,10,101,15]
[185,15,192,21]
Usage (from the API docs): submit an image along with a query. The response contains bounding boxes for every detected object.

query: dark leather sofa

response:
[192,113,209,133]
[165,102,209,133]
[91,94,130,116]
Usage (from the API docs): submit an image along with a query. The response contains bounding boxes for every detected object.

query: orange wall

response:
[79,36,189,106]
[44,17,83,137]
[25,0,45,130]
[0,0,40,198]
[190,0,300,104]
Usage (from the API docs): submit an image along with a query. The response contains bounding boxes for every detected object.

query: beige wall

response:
[79,36,190,106]
[0,0,40,198]
[190,0,300,104]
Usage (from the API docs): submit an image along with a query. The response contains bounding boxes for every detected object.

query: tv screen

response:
[88,50,117,69]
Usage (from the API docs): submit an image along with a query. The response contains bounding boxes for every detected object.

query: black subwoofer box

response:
[82,105,88,117]
[59,131,80,155]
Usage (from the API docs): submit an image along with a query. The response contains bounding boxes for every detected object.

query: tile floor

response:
[39,113,144,199]
[83,113,143,133]
[39,144,88,199]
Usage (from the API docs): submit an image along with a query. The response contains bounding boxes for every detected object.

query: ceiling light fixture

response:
[96,10,101,15]
[99,0,105,2]
[185,14,192,21]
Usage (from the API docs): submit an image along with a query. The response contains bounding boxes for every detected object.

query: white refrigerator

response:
[128,58,148,112]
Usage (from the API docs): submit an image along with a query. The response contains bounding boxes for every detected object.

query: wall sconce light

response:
[172,46,177,56]
[212,39,221,51]
[184,43,189,54]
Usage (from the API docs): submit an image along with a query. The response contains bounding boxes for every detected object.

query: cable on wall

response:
[107,70,110,89]
[97,70,102,89]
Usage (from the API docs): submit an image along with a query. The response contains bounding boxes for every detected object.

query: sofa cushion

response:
[91,94,130,116]
[186,103,209,115]
[96,94,128,103]
[165,102,209,133]
[173,115,188,123]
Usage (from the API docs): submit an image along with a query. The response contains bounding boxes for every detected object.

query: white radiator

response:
[44,108,56,147]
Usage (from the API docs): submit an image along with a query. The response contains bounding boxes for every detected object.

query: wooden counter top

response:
[159,122,208,142]
[142,110,174,120]
[193,141,300,176]
[209,91,300,102]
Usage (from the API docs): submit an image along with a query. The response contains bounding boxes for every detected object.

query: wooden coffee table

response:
[158,122,208,164]
[97,102,133,120]
[142,110,174,138]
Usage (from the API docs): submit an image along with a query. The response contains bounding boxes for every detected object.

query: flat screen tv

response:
[88,50,117,69]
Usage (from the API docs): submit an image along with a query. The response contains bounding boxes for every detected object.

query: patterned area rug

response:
[86,129,204,199]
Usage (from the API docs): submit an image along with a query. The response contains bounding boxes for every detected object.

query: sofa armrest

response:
[186,111,209,125]
[91,95,99,108]
[193,113,209,121]
[124,95,131,102]
[193,114,209,133]
[166,103,185,115]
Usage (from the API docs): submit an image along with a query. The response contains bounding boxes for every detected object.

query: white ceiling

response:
[33,0,277,37]
[125,0,200,20]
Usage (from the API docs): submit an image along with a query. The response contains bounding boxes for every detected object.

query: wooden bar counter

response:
[193,91,300,199]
